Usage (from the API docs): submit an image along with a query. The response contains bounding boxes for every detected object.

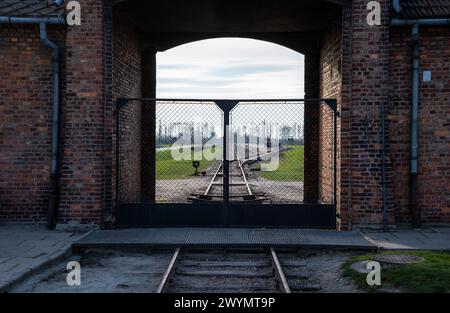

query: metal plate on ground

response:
[73,228,377,250]
[373,254,424,264]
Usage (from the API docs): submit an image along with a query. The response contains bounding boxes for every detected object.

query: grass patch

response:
[156,147,219,180]
[260,145,304,182]
[342,250,450,292]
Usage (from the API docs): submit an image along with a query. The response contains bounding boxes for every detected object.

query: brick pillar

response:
[303,52,320,203]
[340,0,390,229]
[141,47,156,202]
[59,0,104,225]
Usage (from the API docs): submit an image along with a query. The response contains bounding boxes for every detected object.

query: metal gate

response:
[115,98,338,228]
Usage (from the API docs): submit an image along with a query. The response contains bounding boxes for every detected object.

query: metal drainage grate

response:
[373,254,424,265]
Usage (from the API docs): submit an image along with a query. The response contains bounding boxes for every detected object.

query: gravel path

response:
[11,250,173,293]
[252,177,304,203]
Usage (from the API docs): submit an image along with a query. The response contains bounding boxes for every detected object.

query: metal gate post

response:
[215,101,239,225]
[324,99,338,206]
[334,104,338,206]
[115,98,129,210]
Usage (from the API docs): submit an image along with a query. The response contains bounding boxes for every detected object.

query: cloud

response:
[156,38,304,99]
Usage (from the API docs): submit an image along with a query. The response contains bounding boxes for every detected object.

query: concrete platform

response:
[362,228,450,250]
[73,228,377,250]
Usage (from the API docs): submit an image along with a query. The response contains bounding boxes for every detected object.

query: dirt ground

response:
[283,249,361,293]
[12,250,173,293]
[156,160,221,202]
[156,178,210,202]
[252,178,304,203]
[11,249,364,293]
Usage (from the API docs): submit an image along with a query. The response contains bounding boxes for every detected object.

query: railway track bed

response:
[156,247,353,293]
[188,148,280,204]
[11,248,359,293]
[163,249,281,293]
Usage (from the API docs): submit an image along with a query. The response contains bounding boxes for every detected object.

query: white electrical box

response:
[423,71,431,82]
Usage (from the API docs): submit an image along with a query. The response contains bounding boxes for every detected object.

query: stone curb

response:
[359,232,383,250]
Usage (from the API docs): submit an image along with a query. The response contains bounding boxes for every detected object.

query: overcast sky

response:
[156,38,304,99]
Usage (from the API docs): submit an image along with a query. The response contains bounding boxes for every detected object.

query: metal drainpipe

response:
[381,103,388,232]
[0,16,64,229]
[392,0,402,14]
[40,23,61,230]
[410,24,420,227]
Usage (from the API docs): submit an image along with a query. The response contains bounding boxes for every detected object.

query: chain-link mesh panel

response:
[117,99,336,206]
[230,101,305,204]
[118,100,224,203]
[155,101,223,203]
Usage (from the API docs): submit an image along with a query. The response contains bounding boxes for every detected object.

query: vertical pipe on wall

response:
[392,0,402,14]
[381,103,388,231]
[410,24,420,227]
[39,23,61,229]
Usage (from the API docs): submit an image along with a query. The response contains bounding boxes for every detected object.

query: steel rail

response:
[269,247,291,293]
[235,151,253,196]
[204,161,223,196]
[159,248,292,292]
[156,247,181,293]
[192,143,283,201]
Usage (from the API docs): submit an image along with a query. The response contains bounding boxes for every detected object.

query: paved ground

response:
[0,224,87,292]
[363,228,450,250]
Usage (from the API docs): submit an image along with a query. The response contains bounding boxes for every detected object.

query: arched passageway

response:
[110,0,343,228]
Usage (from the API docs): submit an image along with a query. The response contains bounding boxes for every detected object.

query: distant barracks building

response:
[0,0,449,230]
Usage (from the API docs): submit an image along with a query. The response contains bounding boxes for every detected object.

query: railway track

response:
[156,247,291,293]
[188,146,283,203]
[12,246,325,293]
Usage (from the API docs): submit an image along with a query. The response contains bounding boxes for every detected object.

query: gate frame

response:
[115,98,338,228]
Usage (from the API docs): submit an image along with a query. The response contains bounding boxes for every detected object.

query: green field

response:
[342,250,450,292]
[260,145,304,182]
[156,147,219,180]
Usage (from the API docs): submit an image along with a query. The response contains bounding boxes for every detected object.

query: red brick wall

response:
[319,14,342,211]
[389,26,450,225]
[113,9,142,203]
[1,0,449,229]
[0,24,65,221]
[58,0,104,225]
[340,0,392,229]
